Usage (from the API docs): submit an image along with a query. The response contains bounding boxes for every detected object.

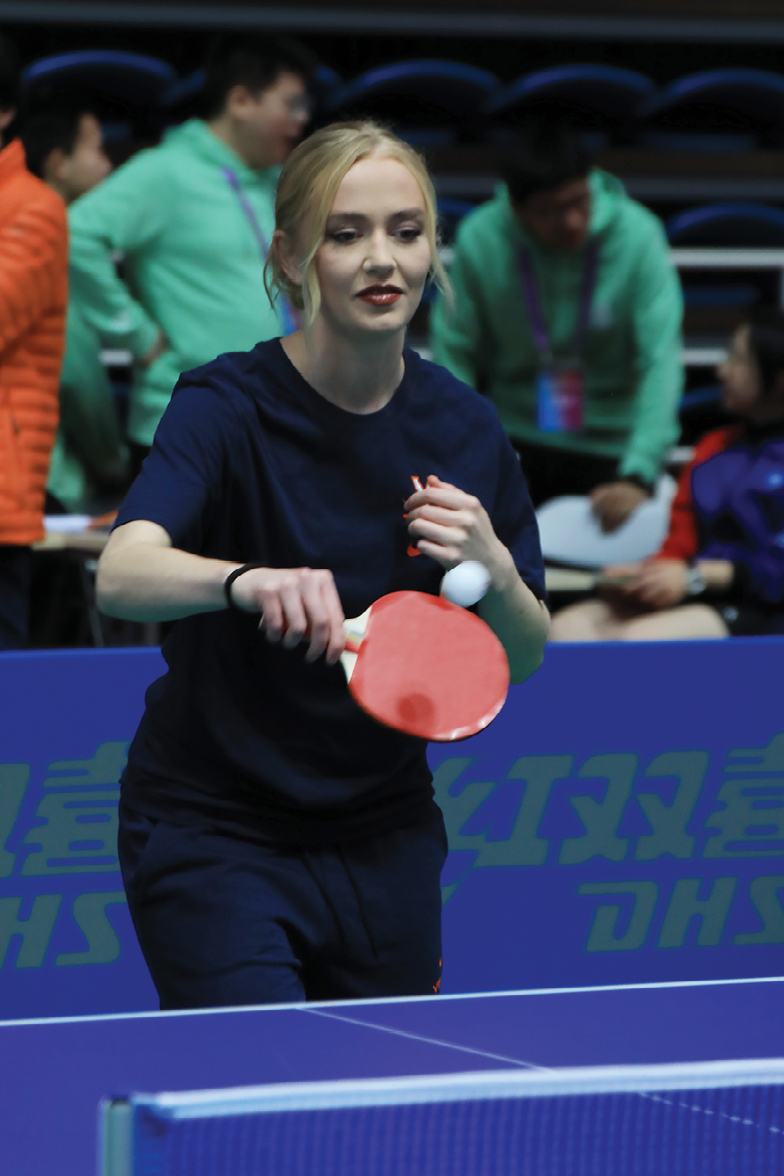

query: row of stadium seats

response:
[24,51,784,149]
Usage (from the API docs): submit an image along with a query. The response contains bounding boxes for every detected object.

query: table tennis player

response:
[96,121,549,1011]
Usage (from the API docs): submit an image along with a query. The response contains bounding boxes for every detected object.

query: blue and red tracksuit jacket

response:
[656,424,784,605]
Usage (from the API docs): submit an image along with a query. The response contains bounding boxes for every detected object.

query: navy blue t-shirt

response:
[116,339,545,843]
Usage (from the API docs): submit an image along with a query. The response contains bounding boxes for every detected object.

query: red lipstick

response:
[357,285,403,306]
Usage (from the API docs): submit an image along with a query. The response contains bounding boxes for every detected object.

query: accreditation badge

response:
[536,368,585,433]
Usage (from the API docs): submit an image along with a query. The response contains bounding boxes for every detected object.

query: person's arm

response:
[477,562,550,684]
[0,192,66,353]
[603,434,706,606]
[590,221,685,532]
[696,560,735,590]
[605,431,742,607]
[429,228,488,389]
[616,557,731,610]
[619,219,685,487]
[59,375,128,485]
[97,519,236,619]
[97,521,346,662]
[405,474,549,683]
[59,309,127,482]
[68,150,173,361]
[95,377,346,661]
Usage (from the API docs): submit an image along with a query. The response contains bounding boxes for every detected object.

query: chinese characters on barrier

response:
[0,743,128,969]
[434,734,784,951]
[1,735,784,970]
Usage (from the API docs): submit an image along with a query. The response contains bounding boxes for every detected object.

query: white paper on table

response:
[44,515,93,533]
[536,476,678,569]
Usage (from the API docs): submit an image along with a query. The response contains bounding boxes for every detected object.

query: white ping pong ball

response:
[440,561,492,608]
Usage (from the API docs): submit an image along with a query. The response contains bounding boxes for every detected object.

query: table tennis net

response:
[102,1059,784,1176]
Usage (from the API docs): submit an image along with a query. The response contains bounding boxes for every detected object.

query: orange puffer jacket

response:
[0,139,68,546]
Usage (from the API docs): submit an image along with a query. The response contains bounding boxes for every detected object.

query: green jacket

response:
[47,293,128,512]
[68,119,285,446]
[430,170,684,484]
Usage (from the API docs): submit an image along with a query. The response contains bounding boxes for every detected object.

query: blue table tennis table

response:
[4,975,784,1175]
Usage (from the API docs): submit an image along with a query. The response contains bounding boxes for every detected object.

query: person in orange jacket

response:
[0,34,68,649]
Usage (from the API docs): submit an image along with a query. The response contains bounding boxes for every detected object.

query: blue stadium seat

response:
[639,69,784,150]
[667,203,784,247]
[326,60,500,144]
[682,285,758,308]
[159,69,205,112]
[24,50,176,107]
[486,64,655,123]
[681,385,723,412]
[328,60,499,118]
[312,64,342,105]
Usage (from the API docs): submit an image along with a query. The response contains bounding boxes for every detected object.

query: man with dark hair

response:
[431,120,684,532]
[22,105,124,512]
[0,33,69,647]
[68,35,315,472]
[22,107,110,199]
[202,35,314,122]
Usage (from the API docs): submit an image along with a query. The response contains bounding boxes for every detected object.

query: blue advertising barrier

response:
[1,639,784,1019]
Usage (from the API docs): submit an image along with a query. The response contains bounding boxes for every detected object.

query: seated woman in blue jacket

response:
[550,312,784,642]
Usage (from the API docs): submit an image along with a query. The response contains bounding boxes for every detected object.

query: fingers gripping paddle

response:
[341,591,509,742]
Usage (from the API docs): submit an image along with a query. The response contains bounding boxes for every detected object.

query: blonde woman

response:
[97,122,549,1010]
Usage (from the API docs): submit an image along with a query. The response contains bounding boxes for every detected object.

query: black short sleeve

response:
[490,431,547,603]
[114,379,236,553]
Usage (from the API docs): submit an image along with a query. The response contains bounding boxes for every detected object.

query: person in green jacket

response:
[23,104,126,513]
[430,120,684,533]
[68,36,315,474]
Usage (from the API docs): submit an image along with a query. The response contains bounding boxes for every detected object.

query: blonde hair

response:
[265,121,450,328]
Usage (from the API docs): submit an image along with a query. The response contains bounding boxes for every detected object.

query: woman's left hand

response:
[405,475,513,586]
[590,481,649,533]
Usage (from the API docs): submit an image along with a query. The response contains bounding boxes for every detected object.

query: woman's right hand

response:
[228,566,346,664]
[601,560,689,610]
[631,559,689,609]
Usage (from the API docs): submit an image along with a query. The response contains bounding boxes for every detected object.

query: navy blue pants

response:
[118,801,447,1009]
[0,546,30,650]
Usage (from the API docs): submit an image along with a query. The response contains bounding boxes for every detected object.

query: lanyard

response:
[223,166,271,257]
[517,239,600,364]
[222,166,298,334]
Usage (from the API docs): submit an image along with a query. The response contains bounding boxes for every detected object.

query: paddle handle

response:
[340,606,371,683]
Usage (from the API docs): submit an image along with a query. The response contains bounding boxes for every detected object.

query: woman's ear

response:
[42,147,68,188]
[272,229,303,288]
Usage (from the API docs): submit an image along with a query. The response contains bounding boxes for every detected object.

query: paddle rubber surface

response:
[348,591,509,741]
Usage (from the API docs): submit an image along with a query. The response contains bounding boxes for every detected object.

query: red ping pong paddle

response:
[341,590,509,742]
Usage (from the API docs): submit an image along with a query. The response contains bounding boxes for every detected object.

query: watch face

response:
[687,568,706,596]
